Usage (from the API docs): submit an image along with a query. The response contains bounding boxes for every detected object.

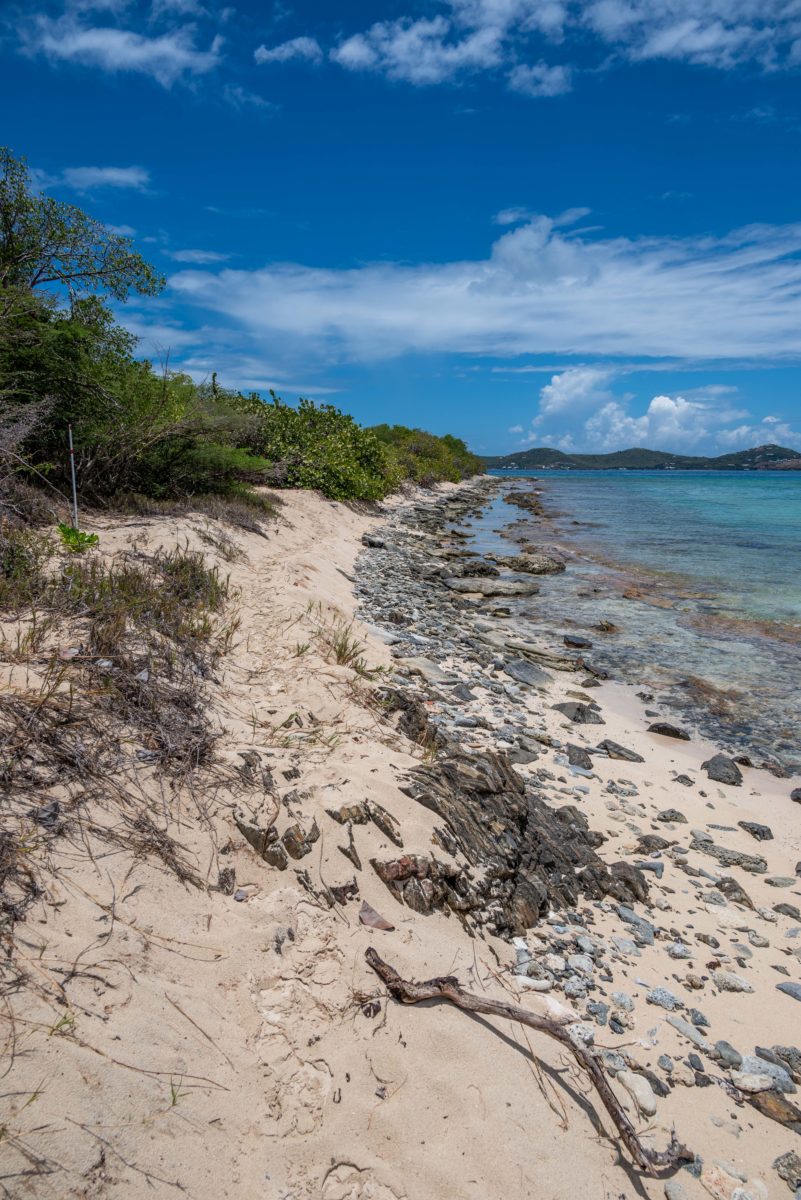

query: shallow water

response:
[467,471,801,768]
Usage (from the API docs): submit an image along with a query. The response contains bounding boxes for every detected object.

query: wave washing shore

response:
[4,481,801,1199]
[475,471,801,771]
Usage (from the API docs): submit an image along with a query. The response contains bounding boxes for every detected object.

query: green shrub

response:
[57,523,98,552]
[370,424,481,485]
[236,393,401,501]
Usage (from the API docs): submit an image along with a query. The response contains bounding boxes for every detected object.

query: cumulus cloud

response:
[20,13,222,86]
[255,36,322,64]
[330,17,503,84]
[169,213,801,365]
[537,366,616,417]
[278,0,801,95]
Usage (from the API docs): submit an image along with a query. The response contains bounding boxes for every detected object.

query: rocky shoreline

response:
[354,478,801,1199]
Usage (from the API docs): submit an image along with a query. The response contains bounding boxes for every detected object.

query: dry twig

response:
[365,947,692,1178]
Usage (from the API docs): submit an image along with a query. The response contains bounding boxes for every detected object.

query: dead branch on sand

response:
[365,947,692,1178]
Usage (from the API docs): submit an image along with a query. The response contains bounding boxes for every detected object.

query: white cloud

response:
[715,414,801,447]
[583,394,714,449]
[507,60,571,95]
[285,0,801,94]
[331,17,503,84]
[21,14,222,86]
[167,248,231,263]
[33,164,151,193]
[508,423,524,432]
[106,223,136,235]
[254,36,322,64]
[537,366,616,417]
[61,164,151,191]
[168,213,801,365]
[223,84,276,110]
[493,206,534,225]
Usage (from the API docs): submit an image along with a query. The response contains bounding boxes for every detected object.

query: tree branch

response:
[364,947,692,1178]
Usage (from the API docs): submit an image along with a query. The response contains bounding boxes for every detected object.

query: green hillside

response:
[481,443,801,471]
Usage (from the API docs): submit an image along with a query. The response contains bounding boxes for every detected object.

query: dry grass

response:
[0,525,239,973]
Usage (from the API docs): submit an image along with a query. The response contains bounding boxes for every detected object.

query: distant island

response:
[481,442,801,471]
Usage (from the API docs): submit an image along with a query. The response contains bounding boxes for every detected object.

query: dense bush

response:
[371,424,481,486]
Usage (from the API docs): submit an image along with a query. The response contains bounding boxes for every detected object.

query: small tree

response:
[0,147,164,305]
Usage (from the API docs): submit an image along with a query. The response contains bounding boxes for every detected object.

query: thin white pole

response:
[67,424,79,528]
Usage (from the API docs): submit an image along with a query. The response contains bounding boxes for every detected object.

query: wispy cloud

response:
[222,83,276,111]
[167,212,801,366]
[167,248,231,263]
[35,163,151,193]
[254,36,322,65]
[20,13,223,87]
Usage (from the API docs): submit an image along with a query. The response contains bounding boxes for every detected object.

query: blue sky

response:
[3,0,801,454]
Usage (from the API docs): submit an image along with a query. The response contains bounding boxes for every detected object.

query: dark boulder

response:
[566,743,593,770]
[552,701,605,725]
[738,820,773,842]
[702,753,743,786]
[647,722,690,740]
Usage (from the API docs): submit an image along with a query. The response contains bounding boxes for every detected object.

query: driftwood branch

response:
[365,947,692,1178]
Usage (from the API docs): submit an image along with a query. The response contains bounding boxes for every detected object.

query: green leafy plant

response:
[57,522,98,552]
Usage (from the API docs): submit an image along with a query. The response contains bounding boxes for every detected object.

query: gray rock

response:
[566,743,593,770]
[766,876,797,888]
[647,987,683,1011]
[790,788,801,803]
[612,991,634,1012]
[616,904,655,945]
[690,836,767,874]
[689,1009,710,1028]
[713,1041,743,1069]
[611,935,640,956]
[601,1049,627,1075]
[713,970,754,993]
[777,982,801,1003]
[667,941,692,959]
[657,807,688,823]
[564,975,588,998]
[730,1071,776,1093]
[443,576,541,596]
[740,1055,796,1093]
[738,820,773,842]
[552,701,605,725]
[664,1179,690,1200]
[773,1149,801,1191]
[702,753,743,786]
[567,953,594,976]
[667,1014,712,1052]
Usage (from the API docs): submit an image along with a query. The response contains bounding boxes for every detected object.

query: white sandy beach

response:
[3,483,800,1200]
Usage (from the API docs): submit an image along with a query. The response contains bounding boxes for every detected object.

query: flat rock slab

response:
[399,657,456,685]
[503,658,552,688]
[442,576,540,597]
[597,739,645,762]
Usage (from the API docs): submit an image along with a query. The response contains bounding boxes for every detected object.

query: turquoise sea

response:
[474,470,801,767]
